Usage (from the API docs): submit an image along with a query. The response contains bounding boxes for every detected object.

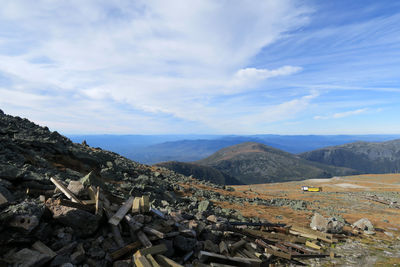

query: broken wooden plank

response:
[95,186,103,216]
[110,241,141,261]
[198,251,261,267]
[143,226,165,239]
[150,207,167,220]
[141,195,150,213]
[25,188,54,197]
[283,242,319,254]
[305,241,321,250]
[134,255,153,267]
[146,254,161,267]
[134,244,168,258]
[104,208,125,248]
[155,254,184,267]
[137,230,152,248]
[82,199,96,205]
[50,177,83,204]
[291,225,337,243]
[264,247,292,260]
[87,185,97,201]
[55,199,94,213]
[32,241,57,258]
[108,196,134,226]
[229,239,246,253]
[132,197,141,213]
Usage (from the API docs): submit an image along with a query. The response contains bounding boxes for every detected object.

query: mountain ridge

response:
[300,139,400,173]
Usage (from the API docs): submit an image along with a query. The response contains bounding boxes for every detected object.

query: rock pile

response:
[0,110,340,266]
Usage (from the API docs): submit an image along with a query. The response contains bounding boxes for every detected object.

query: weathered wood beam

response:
[50,177,83,204]
[108,196,134,226]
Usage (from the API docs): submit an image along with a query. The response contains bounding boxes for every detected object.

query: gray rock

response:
[7,248,51,267]
[0,184,14,204]
[67,180,86,197]
[46,199,100,237]
[326,217,344,234]
[353,218,374,232]
[310,213,328,232]
[198,200,210,213]
[1,201,45,233]
[310,213,344,233]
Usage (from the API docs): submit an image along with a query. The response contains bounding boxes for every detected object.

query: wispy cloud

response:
[0,1,399,134]
[314,108,368,120]
[0,0,311,133]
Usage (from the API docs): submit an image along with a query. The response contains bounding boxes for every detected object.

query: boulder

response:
[1,201,45,233]
[67,181,86,197]
[46,199,100,237]
[310,213,328,232]
[310,213,344,233]
[353,218,374,233]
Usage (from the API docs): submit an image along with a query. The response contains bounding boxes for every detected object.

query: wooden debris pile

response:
[1,177,344,266]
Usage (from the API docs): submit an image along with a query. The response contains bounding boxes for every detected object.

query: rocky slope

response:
[0,110,257,266]
[195,142,357,184]
[155,161,243,185]
[300,139,400,173]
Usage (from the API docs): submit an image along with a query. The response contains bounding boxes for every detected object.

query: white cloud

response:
[314,108,368,120]
[0,0,311,133]
[229,66,302,91]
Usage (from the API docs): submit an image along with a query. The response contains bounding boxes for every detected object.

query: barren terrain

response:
[182,173,400,265]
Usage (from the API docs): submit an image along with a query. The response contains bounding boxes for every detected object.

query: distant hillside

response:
[195,142,357,184]
[300,139,400,173]
[155,161,243,185]
[68,134,400,164]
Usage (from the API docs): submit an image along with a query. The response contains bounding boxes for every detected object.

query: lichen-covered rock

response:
[353,218,374,233]
[46,199,100,237]
[1,200,45,233]
[310,213,344,233]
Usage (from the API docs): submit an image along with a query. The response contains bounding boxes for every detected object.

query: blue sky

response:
[1,0,400,134]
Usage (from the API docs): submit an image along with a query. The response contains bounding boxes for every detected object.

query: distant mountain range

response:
[159,142,358,185]
[300,139,400,173]
[68,134,400,164]
[155,161,243,185]
[67,134,400,185]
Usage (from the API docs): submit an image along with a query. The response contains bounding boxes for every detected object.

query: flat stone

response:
[46,199,100,237]
[67,180,86,197]
[8,248,51,267]
[198,200,210,213]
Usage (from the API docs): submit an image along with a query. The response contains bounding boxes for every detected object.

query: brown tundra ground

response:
[184,173,400,266]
